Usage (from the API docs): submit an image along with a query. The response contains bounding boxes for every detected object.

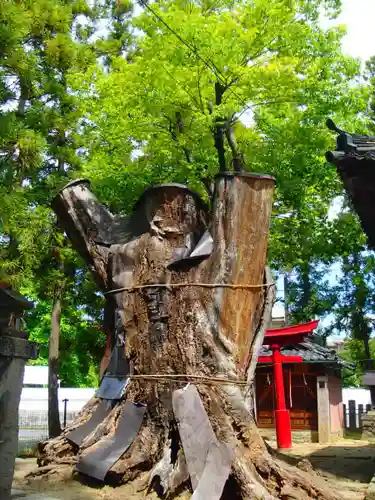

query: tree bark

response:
[48,298,61,438]
[37,175,339,499]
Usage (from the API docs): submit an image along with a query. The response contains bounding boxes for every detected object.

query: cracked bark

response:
[36,175,339,499]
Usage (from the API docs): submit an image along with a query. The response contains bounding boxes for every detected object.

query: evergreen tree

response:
[335,251,375,364]
[0,0,102,435]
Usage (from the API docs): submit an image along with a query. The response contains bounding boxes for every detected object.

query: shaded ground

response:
[270,439,375,500]
[12,458,190,500]
[13,439,375,500]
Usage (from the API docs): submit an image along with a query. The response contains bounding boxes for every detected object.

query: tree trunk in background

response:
[36,175,340,499]
[48,297,61,438]
[300,262,311,319]
[284,272,289,325]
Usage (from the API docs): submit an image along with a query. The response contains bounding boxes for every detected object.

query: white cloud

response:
[337,0,375,62]
[322,0,375,63]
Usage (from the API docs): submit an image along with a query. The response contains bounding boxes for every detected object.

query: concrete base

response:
[259,428,319,443]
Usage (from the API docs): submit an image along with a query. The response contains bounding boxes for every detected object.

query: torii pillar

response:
[258,320,319,449]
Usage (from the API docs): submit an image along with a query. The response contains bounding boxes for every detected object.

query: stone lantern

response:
[0,282,38,500]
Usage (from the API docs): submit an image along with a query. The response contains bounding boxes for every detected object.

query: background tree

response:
[0,0,372,394]
[334,252,375,362]
[339,339,375,387]
[69,0,368,367]
[71,0,366,268]
[287,261,338,325]
[24,246,106,388]
[0,0,106,434]
[31,0,373,497]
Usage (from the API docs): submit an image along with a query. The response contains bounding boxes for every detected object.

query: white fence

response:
[18,387,95,454]
[20,387,95,412]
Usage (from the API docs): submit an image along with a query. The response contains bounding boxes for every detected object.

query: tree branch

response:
[225,117,243,172]
[196,63,205,113]
[213,81,226,172]
[164,112,194,164]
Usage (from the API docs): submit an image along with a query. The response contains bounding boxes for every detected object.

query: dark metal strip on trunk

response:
[172,384,233,497]
[95,376,129,400]
[104,338,129,378]
[167,230,213,268]
[66,400,115,447]
[95,337,130,399]
[76,402,146,481]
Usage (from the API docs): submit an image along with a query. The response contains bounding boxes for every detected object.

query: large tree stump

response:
[37,174,339,499]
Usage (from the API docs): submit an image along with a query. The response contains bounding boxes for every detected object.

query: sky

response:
[335,0,375,62]
[272,0,375,322]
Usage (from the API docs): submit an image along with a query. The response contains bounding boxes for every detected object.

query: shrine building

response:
[254,321,347,444]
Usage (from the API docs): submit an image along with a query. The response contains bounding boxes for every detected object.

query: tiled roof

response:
[0,287,33,314]
[326,120,375,249]
[259,340,347,365]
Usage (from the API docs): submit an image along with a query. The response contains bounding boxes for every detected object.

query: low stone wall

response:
[361,411,375,440]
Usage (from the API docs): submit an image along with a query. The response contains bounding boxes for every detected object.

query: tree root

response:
[34,386,341,500]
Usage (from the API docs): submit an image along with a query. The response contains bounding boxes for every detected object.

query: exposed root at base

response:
[35,414,341,500]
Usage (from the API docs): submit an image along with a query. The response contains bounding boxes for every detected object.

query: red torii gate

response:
[258,320,319,449]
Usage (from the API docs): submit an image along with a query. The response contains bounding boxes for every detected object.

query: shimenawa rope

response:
[128,373,248,386]
[105,281,275,295]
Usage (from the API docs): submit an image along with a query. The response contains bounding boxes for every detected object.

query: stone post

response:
[317,376,330,444]
[0,288,37,500]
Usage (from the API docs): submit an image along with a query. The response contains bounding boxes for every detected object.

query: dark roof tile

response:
[259,340,346,365]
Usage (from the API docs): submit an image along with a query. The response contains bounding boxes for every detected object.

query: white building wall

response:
[342,387,371,407]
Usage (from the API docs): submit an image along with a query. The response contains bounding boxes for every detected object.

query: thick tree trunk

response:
[36,175,339,499]
[48,298,61,438]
